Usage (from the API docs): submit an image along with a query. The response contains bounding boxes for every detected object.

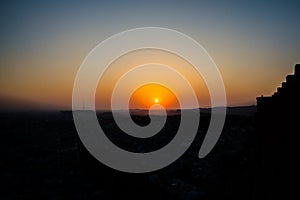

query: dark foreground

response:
[1,109,257,199]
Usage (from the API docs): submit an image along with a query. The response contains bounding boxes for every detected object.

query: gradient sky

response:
[0,0,300,110]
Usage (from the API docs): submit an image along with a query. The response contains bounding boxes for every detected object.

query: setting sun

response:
[129,83,179,110]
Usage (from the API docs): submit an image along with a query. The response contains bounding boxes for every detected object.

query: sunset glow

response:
[129,83,179,109]
[1,1,300,111]
[94,49,211,110]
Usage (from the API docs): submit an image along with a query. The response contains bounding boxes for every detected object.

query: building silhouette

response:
[257,64,300,113]
[256,64,300,199]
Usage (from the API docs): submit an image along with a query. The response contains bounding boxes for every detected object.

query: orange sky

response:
[95,49,210,110]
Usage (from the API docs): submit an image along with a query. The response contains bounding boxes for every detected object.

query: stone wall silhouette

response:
[257,64,300,114]
[256,64,300,199]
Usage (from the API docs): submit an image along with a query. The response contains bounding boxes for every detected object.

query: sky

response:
[0,0,300,110]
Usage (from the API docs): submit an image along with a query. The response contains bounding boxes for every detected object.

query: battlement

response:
[257,64,300,113]
[256,64,300,199]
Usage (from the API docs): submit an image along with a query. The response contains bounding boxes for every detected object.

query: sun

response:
[129,83,179,109]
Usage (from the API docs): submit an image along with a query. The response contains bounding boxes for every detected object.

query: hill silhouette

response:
[0,94,67,111]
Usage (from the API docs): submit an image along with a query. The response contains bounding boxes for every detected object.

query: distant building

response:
[256,64,300,199]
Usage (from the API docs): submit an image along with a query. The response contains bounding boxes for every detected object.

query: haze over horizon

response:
[1,0,300,110]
